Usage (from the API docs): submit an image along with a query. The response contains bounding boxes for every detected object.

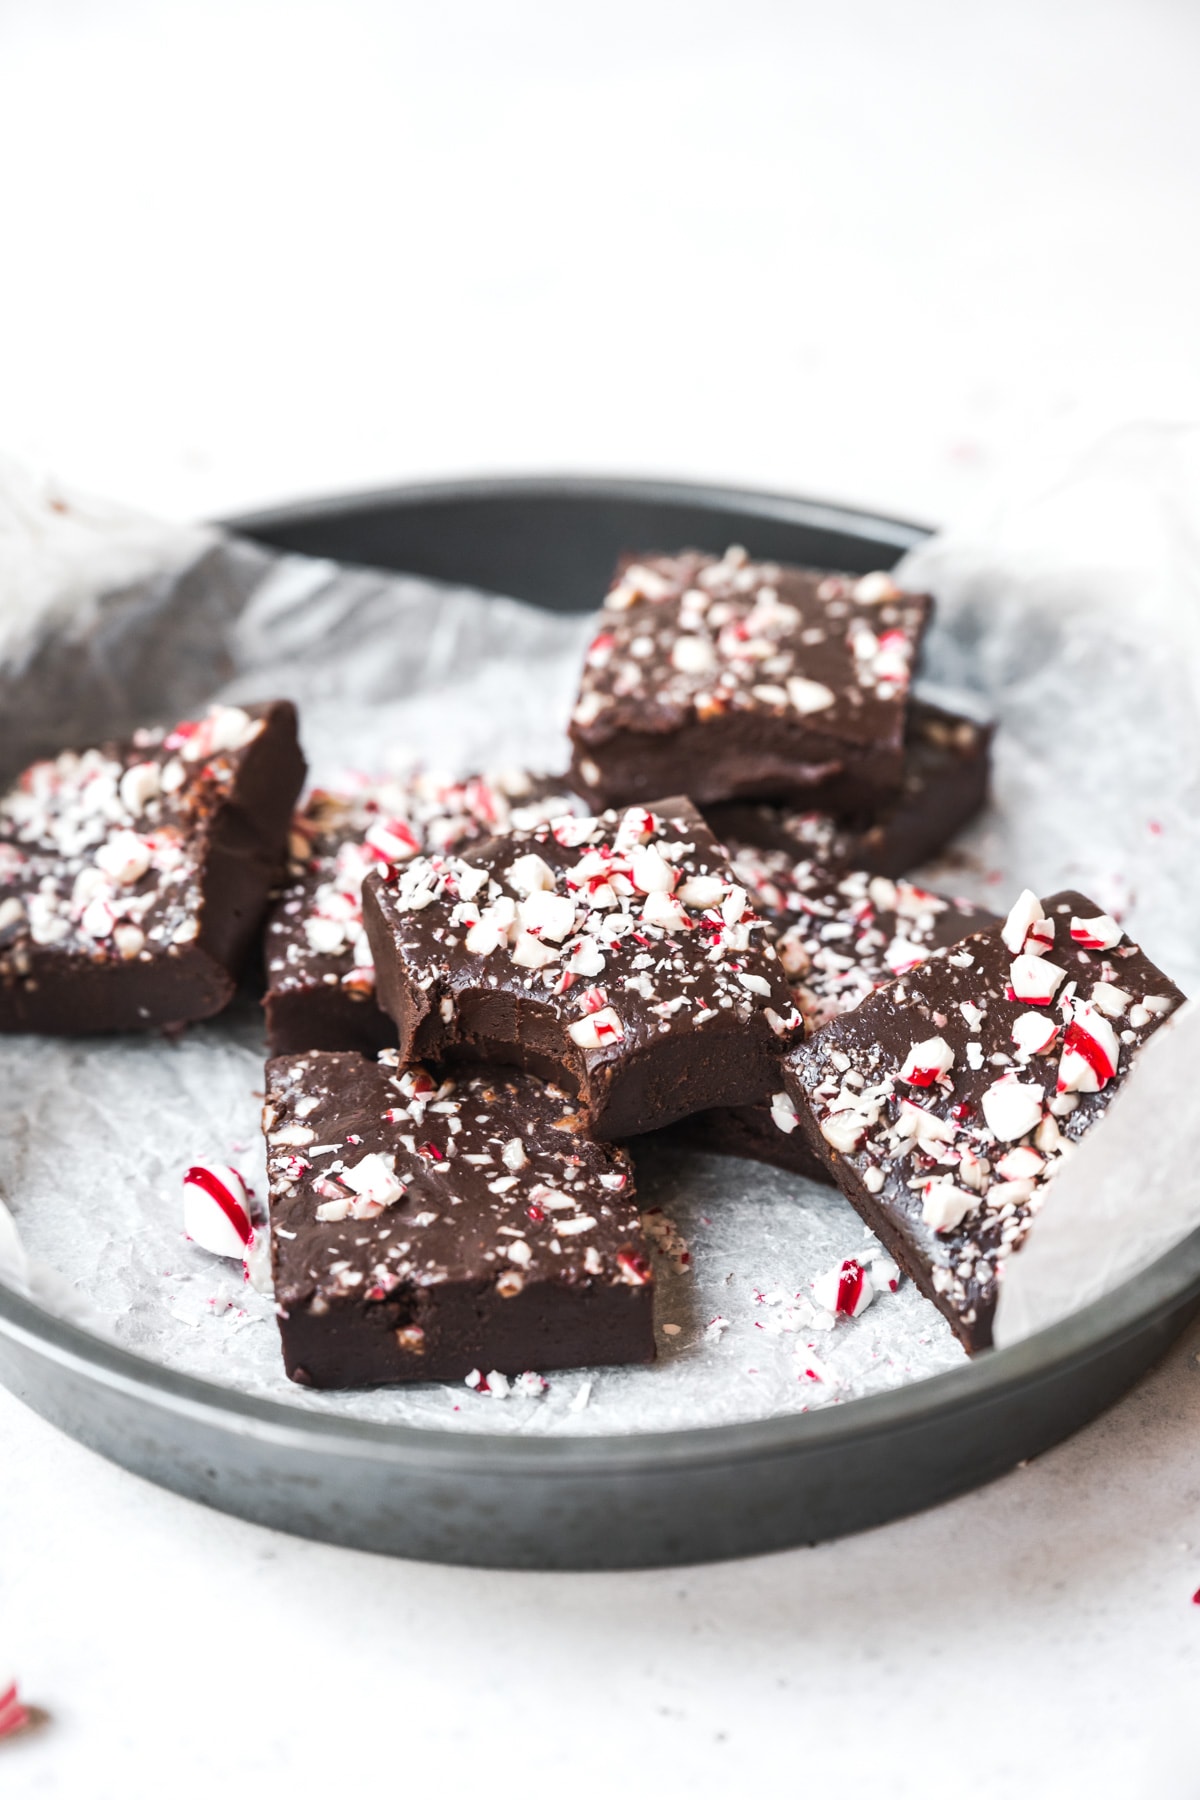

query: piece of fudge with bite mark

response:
[266,1050,653,1387]
[361,797,802,1141]
[784,888,1184,1351]
[670,849,997,1182]
[0,701,305,1033]
[568,548,931,811]
[264,768,578,1056]
[703,698,993,878]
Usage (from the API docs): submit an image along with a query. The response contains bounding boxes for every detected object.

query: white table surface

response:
[3,2,1200,1793]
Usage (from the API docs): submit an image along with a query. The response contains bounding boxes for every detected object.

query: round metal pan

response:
[1,474,1196,1570]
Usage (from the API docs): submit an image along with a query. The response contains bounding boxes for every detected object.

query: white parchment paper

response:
[2,426,1199,1432]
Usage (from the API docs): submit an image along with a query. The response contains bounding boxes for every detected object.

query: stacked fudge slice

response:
[704,698,994,878]
[677,846,999,1182]
[0,701,305,1032]
[268,796,800,1386]
[262,768,676,1387]
[568,550,932,811]
[263,767,578,1055]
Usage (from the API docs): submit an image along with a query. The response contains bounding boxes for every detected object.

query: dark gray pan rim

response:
[2,1220,1199,1477]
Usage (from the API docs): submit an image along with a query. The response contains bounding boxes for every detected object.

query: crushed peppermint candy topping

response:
[0,704,271,979]
[1057,1000,1120,1094]
[642,1207,691,1274]
[266,768,579,1003]
[569,549,929,781]
[899,1035,955,1088]
[1009,953,1067,1005]
[1011,1010,1059,1058]
[1070,913,1124,952]
[464,1368,548,1400]
[728,845,996,1033]
[367,800,800,1063]
[786,888,1182,1351]
[1001,889,1056,958]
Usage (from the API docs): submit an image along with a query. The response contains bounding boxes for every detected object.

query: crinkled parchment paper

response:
[3,426,1200,1433]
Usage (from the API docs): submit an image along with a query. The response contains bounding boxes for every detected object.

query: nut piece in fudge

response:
[362,797,802,1141]
[265,768,578,1056]
[0,701,305,1033]
[783,888,1184,1352]
[678,851,997,1183]
[568,549,931,811]
[703,697,994,878]
[265,1050,653,1387]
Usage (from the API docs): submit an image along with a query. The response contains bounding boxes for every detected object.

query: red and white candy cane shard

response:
[898,1035,954,1088]
[812,1257,875,1319]
[1009,953,1067,1005]
[183,1163,252,1259]
[0,1680,30,1741]
[1001,889,1048,956]
[1070,913,1123,952]
[1057,1003,1120,1094]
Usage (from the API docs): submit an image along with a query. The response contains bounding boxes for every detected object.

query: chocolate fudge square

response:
[266,1050,654,1387]
[680,854,997,1182]
[568,549,931,811]
[362,797,801,1141]
[265,768,577,1057]
[784,888,1184,1352]
[0,701,305,1033]
[704,698,993,878]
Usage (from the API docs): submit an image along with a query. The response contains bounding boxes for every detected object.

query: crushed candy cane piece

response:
[0,1679,31,1742]
[811,1257,875,1318]
[981,1072,1044,1142]
[1057,1001,1120,1094]
[898,1035,954,1087]
[1070,913,1123,951]
[1009,953,1066,1005]
[183,1163,252,1258]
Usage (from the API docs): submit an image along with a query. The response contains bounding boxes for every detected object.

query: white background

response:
[3,2,1200,1794]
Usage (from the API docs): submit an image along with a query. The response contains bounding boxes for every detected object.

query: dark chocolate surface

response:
[568,549,931,810]
[362,797,802,1140]
[677,854,998,1180]
[0,701,304,1033]
[264,769,576,1056]
[785,889,1185,1352]
[704,698,993,877]
[266,1050,654,1387]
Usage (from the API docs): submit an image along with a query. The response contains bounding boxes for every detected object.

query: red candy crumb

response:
[0,1680,30,1741]
[834,1259,866,1317]
[617,1251,652,1285]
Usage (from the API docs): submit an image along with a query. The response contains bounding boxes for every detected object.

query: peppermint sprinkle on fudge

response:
[265,1050,653,1387]
[679,848,997,1181]
[265,768,577,1055]
[568,548,931,810]
[0,701,304,1033]
[704,697,994,878]
[362,796,801,1140]
[784,888,1185,1351]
